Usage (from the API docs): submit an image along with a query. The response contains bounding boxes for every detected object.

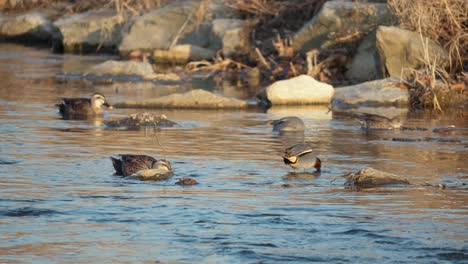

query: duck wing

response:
[283,143,314,158]
[59,98,91,115]
[118,154,157,176]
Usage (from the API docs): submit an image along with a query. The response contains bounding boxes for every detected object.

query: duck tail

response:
[110,157,123,175]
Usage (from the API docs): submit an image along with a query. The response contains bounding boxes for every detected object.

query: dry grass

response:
[388,0,467,111]
[388,0,467,75]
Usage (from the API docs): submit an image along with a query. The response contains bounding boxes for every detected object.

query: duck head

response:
[91,93,112,109]
[152,159,172,172]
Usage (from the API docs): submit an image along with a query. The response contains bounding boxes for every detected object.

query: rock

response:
[119,1,211,55]
[53,9,125,53]
[346,32,383,82]
[376,26,449,78]
[175,177,198,186]
[331,78,409,109]
[114,89,248,109]
[84,60,180,81]
[344,167,410,188]
[292,1,393,53]
[257,75,334,106]
[210,18,252,56]
[153,44,215,64]
[105,112,178,130]
[0,12,58,43]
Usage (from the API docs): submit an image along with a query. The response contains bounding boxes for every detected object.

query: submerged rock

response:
[376,26,449,78]
[332,78,409,109]
[114,89,248,109]
[257,75,334,107]
[344,168,410,188]
[105,112,178,130]
[175,177,198,186]
[0,12,58,43]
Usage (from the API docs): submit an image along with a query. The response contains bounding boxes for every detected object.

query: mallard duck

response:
[110,154,172,177]
[355,113,402,130]
[269,116,305,132]
[283,143,321,171]
[57,93,112,118]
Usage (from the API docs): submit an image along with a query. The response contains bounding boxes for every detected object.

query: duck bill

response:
[103,102,113,109]
[314,158,321,171]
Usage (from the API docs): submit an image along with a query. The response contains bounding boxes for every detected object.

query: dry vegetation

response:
[388,0,467,110]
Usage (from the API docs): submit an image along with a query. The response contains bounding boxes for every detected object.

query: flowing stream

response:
[0,44,466,263]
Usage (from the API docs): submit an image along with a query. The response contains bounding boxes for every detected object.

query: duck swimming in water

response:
[110,154,172,178]
[56,93,112,118]
[355,113,402,130]
[283,143,321,171]
[269,116,305,132]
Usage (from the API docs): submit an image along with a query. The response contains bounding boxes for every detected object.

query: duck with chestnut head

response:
[283,143,321,172]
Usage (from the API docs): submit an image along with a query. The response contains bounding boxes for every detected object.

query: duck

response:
[129,159,173,180]
[283,143,321,171]
[269,116,305,132]
[56,93,112,118]
[355,113,402,130]
[110,154,172,177]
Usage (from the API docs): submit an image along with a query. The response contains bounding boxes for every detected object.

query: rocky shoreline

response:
[0,0,465,113]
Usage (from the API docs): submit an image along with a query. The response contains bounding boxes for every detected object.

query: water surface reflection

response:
[0,44,467,263]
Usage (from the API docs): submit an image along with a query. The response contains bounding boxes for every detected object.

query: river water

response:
[0,44,467,263]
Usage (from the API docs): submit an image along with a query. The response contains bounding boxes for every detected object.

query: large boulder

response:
[210,18,252,56]
[332,78,409,109]
[0,12,58,43]
[119,1,211,55]
[292,1,393,53]
[114,89,248,109]
[345,32,383,82]
[257,75,334,106]
[53,9,125,53]
[376,26,449,78]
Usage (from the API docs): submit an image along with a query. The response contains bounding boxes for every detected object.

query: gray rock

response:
[119,1,211,55]
[332,78,409,109]
[257,75,335,106]
[0,12,58,43]
[344,167,410,188]
[114,89,248,109]
[53,9,125,53]
[346,32,383,82]
[210,18,252,56]
[292,1,393,53]
[376,26,449,77]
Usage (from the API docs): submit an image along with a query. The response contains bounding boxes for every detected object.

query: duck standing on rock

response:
[56,93,112,119]
[283,143,321,171]
[111,154,173,180]
[269,116,305,132]
[355,113,402,130]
